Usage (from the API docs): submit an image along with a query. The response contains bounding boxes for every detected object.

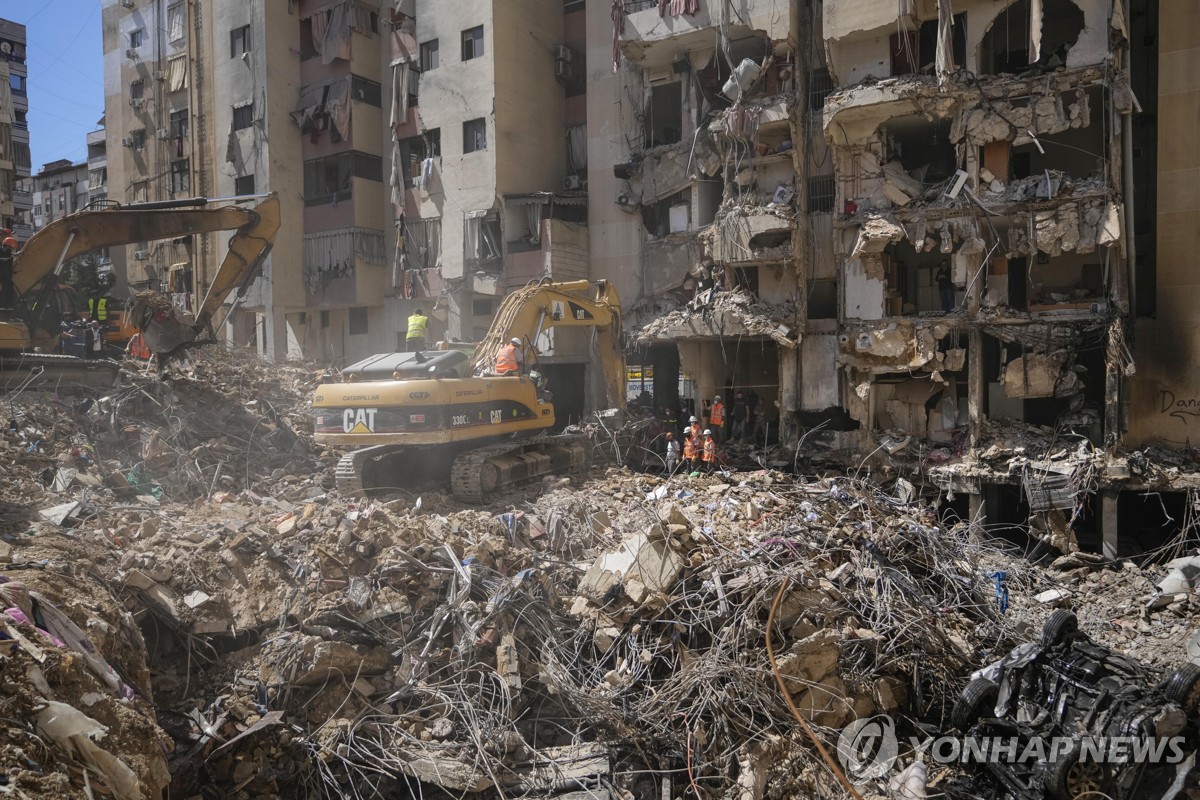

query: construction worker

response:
[708,394,725,442]
[495,337,521,375]
[664,432,680,475]
[405,308,428,351]
[701,429,717,472]
[126,331,152,361]
[682,426,698,473]
[0,234,16,308]
[686,414,702,444]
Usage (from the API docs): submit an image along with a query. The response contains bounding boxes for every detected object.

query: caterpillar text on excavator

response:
[313,280,626,502]
[0,194,280,388]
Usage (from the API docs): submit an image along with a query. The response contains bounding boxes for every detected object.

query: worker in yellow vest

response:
[405,308,427,351]
[88,295,108,323]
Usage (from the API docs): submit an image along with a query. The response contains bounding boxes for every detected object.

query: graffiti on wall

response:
[1159,390,1200,424]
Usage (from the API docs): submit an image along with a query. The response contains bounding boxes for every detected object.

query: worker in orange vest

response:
[126,331,152,361]
[682,426,699,473]
[495,337,521,375]
[708,395,725,441]
[701,429,717,471]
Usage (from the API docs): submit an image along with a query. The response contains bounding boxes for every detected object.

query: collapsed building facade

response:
[590,0,810,439]
[819,0,1180,556]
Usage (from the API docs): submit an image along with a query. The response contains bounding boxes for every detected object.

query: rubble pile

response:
[4,352,1200,799]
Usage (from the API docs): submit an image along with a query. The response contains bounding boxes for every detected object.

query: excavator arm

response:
[14,194,280,355]
[470,279,626,410]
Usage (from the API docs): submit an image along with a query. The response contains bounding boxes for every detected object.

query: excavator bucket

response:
[124,195,281,357]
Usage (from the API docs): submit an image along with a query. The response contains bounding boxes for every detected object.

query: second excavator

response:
[0,194,280,386]
[313,280,626,502]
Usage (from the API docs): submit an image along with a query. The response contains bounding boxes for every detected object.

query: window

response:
[463,118,486,153]
[167,4,186,42]
[230,24,250,58]
[170,160,190,194]
[130,80,144,100]
[169,108,189,137]
[350,75,382,107]
[133,183,148,203]
[235,174,256,195]
[807,175,834,213]
[461,26,483,61]
[419,39,438,71]
[232,103,253,131]
[472,297,496,316]
[58,196,65,211]
[299,18,317,59]
[8,74,25,96]
[130,129,147,150]
[303,151,384,204]
[464,211,501,266]
[808,68,833,111]
[353,151,383,181]
[348,307,368,336]
[807,280,837,319]
[129,29,144,48]
[320,310,330,328]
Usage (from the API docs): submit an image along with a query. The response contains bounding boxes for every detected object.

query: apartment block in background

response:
[386,1,597,415]
[0,18,30,243]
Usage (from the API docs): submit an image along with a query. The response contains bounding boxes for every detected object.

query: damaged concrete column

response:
[779,347,799,445]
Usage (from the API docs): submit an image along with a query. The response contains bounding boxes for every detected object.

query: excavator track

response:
[0,354,121,391]
[450,435,588,504]
[334,444,404,496]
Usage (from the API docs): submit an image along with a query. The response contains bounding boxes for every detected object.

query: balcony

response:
[88,154,107,168]
[87,128,105,147]
[11,223,32,241]
[503,218,589,291]
[12,188,30,205]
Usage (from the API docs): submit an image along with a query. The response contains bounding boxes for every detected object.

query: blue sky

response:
[12,0,106,171]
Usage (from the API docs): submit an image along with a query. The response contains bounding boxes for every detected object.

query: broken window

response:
[463,118,486,153]
[732,266,759,296]
[645,82,682,148]
[979,0,1085,76]
[808,68,833,111]
[890,13,965,76]
[232,102,254,131]
[464,211,501,267]
[640,189,690,239]
[878,115,956,188]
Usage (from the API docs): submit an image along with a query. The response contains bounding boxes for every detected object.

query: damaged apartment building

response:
[591,0,812,439]
[819,0,1184,556]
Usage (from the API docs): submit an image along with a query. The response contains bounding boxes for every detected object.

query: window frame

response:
[461,26,484,61]
[419,39,439,71]
[463,118,487,154]
[230,24,251,58]
[232,103,254,131]
[169,108,189,137]
[170,160,191,194]
[129,29,144,49]
[130,79,145,100]
[234,174,256,195]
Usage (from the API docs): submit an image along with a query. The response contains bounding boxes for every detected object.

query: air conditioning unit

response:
[120,0,135,7]
[126,48,138,59]
[554,59,573,84]
[153,69,166,81]
[156,128,170,140]
[563,175,582,191]
[129,97,144,109]
[121,137,134,148]
[555,44,573,63]
[134,250,149,260]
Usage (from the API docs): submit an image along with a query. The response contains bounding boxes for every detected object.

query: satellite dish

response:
[0,43,11,55]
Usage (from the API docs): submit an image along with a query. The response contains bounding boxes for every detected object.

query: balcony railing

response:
[88,154,107,168]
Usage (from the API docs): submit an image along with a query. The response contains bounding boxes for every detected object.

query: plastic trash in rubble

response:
[990,571,1009,614]
[645,485,669,501]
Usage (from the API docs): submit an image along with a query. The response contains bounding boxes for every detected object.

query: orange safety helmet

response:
[1,236,17,249]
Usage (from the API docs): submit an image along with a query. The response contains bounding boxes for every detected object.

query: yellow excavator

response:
[313,279,626,501]
[0,194,280,385]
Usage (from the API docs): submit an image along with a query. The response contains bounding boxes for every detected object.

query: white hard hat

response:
[703,429,712,435]
[510,337,521,345]
[713,395,722,401]
[689,416,698,423]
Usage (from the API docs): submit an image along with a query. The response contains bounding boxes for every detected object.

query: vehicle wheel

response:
[1045,743,1106,800]
[1164,662,1200,715]
[951,676,999,731]
[1041,609,1079,648]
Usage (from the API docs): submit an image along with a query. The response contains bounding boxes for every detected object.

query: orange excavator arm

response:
[14,194,280,355]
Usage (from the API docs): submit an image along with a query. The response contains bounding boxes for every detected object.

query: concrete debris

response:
[633,289,798,347]
[4,350,1200,799]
